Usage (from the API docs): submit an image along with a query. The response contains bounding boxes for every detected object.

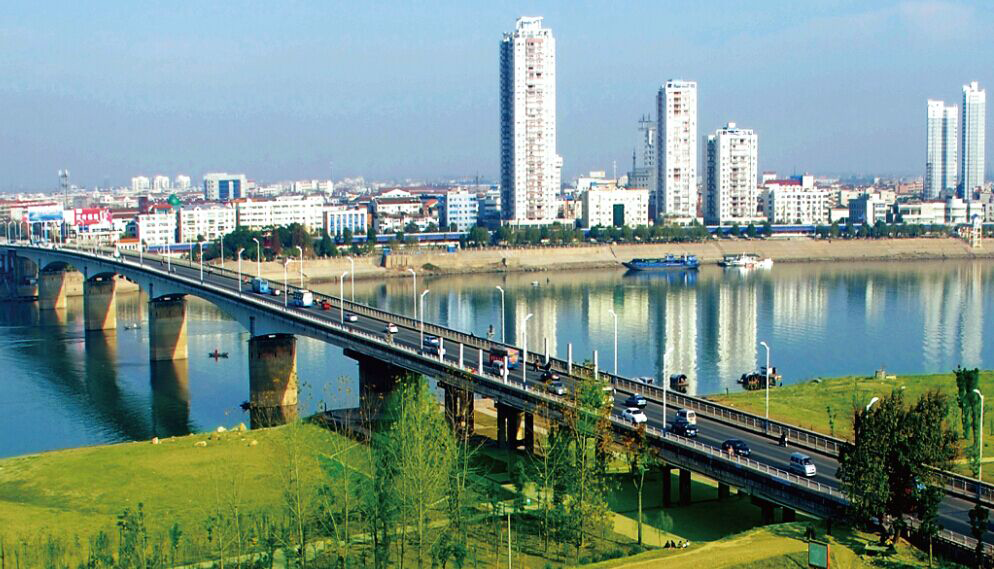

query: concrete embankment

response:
[217,237,994,285]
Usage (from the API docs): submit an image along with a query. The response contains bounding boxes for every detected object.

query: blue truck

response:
[251,277,271,294]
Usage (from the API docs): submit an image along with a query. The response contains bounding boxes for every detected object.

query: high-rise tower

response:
[925,99,958,200]
[960,81,986,198]
[500,16,561,224]
[656,80,698,221]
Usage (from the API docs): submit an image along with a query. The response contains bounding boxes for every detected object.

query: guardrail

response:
[15,244,994,508]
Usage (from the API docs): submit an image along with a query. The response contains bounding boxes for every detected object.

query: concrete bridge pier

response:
[83,275,117,331]
[149,295,188,361]
[678,468,692,506]
[661,465,673,506]
[782,507,796,522]
[349,350,408,414]
[718,482,731,501]
[443,384,474,439]
[752,496,777,525]
[38,269,82,309]
[248,333,299,428]
[495,403,534,452]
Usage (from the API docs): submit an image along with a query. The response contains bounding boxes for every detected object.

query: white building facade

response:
[136,210,177,246]
[174,175,192,190]
[235,195,325,231]
[925,99,958,200]
[152,175,171,192]
[656,80,698,221]
[440,190,480,231]
[204,173,248,201]
[961,81,986,197]
[500,16,562,224]
[628,115,656,193]
[705,123,759,226]
[762,177,828,225]
[177,204,236,243]
[131,176,150,192]
[580,188,649,228]
[323,205,368,237]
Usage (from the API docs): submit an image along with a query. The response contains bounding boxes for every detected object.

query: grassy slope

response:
[710,371,994,480]
[0,423,347,540]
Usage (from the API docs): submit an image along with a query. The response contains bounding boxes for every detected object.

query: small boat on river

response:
[719,254,773,269]
[208,349,229,359]
[623,255,700,271]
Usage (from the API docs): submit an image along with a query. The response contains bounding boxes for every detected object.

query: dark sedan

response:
[670,419,698,438]
[721,438,751,457]
[624,393,648,408]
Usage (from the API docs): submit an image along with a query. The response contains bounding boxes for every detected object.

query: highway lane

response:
[104,253,994,542]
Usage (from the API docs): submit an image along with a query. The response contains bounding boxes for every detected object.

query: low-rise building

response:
[136,206,177,245]
[323,205,368,237]
[848,194,888,225]
[439,189,479,231]
[892,200,946,225]
[580,187,649,228]
[761,176,828,225]
[235,195,325,231]
[203,173,248,201]
[177,204,236,242]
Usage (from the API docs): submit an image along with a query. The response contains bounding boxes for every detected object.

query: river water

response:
[1,259,991,457]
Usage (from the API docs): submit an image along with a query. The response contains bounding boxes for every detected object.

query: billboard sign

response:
[73,208,112,227]
[24,205,64,223]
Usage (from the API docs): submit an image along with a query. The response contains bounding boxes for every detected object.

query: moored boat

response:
[719,253,773,269]
[623,255,699,271]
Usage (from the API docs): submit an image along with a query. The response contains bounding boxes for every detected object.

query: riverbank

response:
[217,237,994,284]
[710,370,994,481]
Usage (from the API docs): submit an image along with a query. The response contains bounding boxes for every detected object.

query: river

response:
[1,259,991,457]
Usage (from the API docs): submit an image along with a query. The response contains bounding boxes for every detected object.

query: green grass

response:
[0,422,348,541]
[710,370,994,481]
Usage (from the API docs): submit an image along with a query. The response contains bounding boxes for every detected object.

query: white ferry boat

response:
[718,253,773,269]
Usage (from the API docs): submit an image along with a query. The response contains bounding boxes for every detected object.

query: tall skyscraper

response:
[705,123,759,226]
[656,80,698,221]
[500,16,562,224]
[628,115,656,192]
[960,81,986,198]
[925,99,958,200]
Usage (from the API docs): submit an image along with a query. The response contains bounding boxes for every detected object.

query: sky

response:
[1,1,992,191]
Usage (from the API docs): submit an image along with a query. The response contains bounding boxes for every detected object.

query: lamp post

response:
[608,309,618,375]
[345,256,355,300]
[252,237,261,278]
[198,242,206,283]
[975,389,985,481]
[340,271,350,323]
[282,259,289,308]
[419,289,430,346]
[662,348,672,431]
[760,341,771,429]
[295,246,304,288]
[495,285,505,343]
[219,234,224,270]
[865,397,880,412]
[138,240,144,265]
[237,248,245,295]
[522,313,533,383]
[408,268,418,319]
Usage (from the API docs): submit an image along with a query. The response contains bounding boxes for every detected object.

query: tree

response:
[745,223,758,238]
[761,220,772,237]
[467,226,490,247]
[969,502,989,569]
[623,424,656,545]
[838,390,958,545]
[524,404,572,554]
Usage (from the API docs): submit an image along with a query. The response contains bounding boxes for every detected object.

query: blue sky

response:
[1,1,992,190]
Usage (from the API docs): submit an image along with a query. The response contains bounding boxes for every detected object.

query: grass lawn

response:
[0,422,349,543]
[710,370,994,481]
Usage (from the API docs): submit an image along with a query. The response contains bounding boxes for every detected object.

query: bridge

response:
[1,242,991,559]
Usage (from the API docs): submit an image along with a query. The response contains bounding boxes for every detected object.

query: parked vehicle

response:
[625,393,648,408]
[670,418,698,437]
[251,277,271,294]
[385,322,399,334]
[788,452,817,477]
[291,290,313,307]
[621,407,648,425]
[546,380,567,396]
[343,312,358,322]
[721,439,751,456]
[676,408,697,425]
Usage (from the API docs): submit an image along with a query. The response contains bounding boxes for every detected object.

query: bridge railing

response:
[25,244,994,506]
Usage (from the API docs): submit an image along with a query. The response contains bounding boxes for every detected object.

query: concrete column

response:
[752,497,776,525]
[38,270,69,310]
[443,384,475,439]
[522,412,534,453]
[348,349,408,414]
[661,466,673,507]
[678,468,692,506]
[83,275,117,331]
[782,507,796,522]
[148,295,188,361]
[718,483,731,501]
[248,334,299,428]
[496,402,521,449]
[567,343,573,375]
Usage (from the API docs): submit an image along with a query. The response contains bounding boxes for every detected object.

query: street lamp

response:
[252,237,261,278]
[139,240,144,265]
[522,312,533,383]
[198,242,206,283]
[608,309,618,375]
[296,246,304,288]
[865,397,880,412]
[408,268,418,319]
[759,341,771,427]
[975,389,985,481]
[662,348,672,432]
[236,248,245,294]
[495,286,506,343]
[340,271,350,323]
[219,234,224,270]
[282,259,289,308]
[419,289,430,346]
[345,256,355,301]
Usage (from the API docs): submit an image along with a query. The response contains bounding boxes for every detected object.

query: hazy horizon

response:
[1,1,992,191]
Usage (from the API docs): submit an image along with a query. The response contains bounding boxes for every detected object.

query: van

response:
[676,409,696,426]
[788,452,816,477]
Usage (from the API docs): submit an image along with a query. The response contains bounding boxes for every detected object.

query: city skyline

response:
[1,2,993,191]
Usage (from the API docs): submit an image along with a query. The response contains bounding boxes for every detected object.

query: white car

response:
[385,323,399,334]
[344,313,359,323]
[621,407,648,425]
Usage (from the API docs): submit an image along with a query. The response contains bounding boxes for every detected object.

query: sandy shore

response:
[215,237,994,285]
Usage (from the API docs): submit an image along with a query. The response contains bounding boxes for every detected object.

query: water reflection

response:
[150,360,192,437]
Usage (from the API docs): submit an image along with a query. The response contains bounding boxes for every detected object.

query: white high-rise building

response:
[705,123,759,226]
[174,175,192,190]
[656,80,698,221]
[961,81,986,198]
[203,173,248,201]
[152,175,171,192]
[628,115,656,192]
[131,176,150,192]
[500,16,561,224]
[925,100,958,200]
